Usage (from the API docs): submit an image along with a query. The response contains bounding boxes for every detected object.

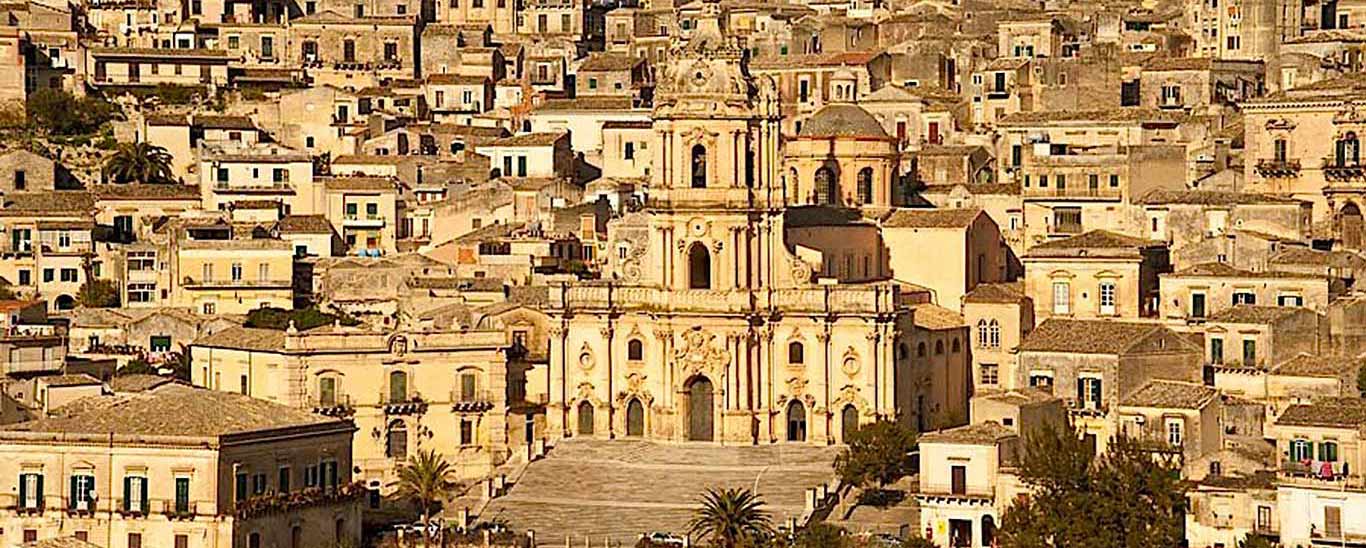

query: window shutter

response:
[1076,381,1084,406]
[139,478,149,514]
[69,476,78,509]
[19,474,27,508]
[123,476,131,512]
[35,475,42,508]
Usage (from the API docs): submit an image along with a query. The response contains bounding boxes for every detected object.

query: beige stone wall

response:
[1024,257,1143,320]
[1158,275,1331,320]
[962,298,1033,393]
[784,136,898,208]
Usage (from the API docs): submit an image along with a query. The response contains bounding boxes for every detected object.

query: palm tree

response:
[390,449,459,546]
[102,142,176,184]
[687,487,775,548]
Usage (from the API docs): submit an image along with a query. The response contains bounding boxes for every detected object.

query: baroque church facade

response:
[543,3,919,445]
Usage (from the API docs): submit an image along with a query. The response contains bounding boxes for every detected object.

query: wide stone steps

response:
[481,439,839,546]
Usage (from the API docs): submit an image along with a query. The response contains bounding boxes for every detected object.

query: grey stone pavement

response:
[480,439,841,546]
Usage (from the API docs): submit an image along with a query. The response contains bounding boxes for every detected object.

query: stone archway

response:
[786,399,807,442]
[626,398,645,437]
[686,376,714,442]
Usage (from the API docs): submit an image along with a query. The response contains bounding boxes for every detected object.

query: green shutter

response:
[19,474,28,508]
[123,476,131,512]
[139,478,149,514]
[69,476,77,509]
[35,475,42,508]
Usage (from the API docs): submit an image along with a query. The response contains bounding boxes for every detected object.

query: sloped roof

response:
[276,214,334,234]
[1276,398,1366,428]
[1137,189,1304,206]
[920,421,1014,444]
[1206,305,1307,324]
[194,326,286,351]
[964,281,1028,304]
[882,207,981,229]
[912,303,965,330]
[1018,319,1179,354]
[1272,353,1364,379]
[1119,380,1217,409]
[1025,230,1163,259]
[1172,262,1320,279]
[5,384,343,438]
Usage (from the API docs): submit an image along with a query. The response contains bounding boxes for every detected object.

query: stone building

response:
[1022,230,1171,321]
[542,4,921,445]
[0,384,362,548]
[783,103,900,209]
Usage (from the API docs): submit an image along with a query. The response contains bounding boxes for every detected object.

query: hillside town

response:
[0,0,1365,545]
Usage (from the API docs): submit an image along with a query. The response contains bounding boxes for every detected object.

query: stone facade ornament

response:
[841,347,861,376]
[578,343,595,371]
[672,327,729,379]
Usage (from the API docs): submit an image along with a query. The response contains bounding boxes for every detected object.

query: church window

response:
[814,167,837,205]
[788,341,804,365]
[688,243,711,289]
[857,168,874,205]
[627,339,644,361]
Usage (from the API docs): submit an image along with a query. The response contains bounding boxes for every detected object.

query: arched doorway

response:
[577,401,595,436]
[686,377,714,441]
[691,144,707,188]
[841,405,859,442]
[385,420,407,460]
[688,243,711,289]
[626,398,645,437]
[54,295,75,310]
[814,167,838,205]
[787,400,807,442]
[1344,203,1364,249]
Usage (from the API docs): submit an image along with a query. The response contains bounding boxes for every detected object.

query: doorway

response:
[687,377,714,442]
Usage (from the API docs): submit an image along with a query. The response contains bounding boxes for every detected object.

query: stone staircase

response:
[479,439,840,546]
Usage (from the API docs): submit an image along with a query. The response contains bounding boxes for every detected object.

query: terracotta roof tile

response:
[882,207,981,228]
[1120,380,1217,409]
[1276,398,1366,428]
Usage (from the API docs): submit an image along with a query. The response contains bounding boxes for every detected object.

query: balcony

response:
[213,181,293,193]
[234,482,365,520]
[0,241,34,257]
[1255,158,1301,178]
[164,500,198,520]
[986,87,1010,100]
[310,393,355,417]
[1025,186,1123,201]
[115,499,150,518]
[342,214,386,228]
[379,391,427,415]
[1322,158,1366,182]
[3,493,45,515]
[450,389,496,413]
[1279,462,1366,490]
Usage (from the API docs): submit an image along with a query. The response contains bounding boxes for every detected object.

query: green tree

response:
[389,449,458,546]
[997,425,1187,548]
[27,89,117,136]
[791,523,844,548]
[833,420,918,490]
[103,142,176,184]
[1357,363,1366,397]
[899,537,937,548]
[77,279,120,308]
[687,487,775,548]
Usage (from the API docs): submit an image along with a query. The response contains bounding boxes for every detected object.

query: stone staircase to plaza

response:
[478,439,841,546]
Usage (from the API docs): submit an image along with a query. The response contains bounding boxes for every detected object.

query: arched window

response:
[249,533,262,548]
[857,167,874,205]
[951,338,961,353]
[989,320,1001,348]
[318,376,338,407]
[1343,203,1363,249]
[786,400,807,442]
[1289,439,1312,461]
[788,341,805,365]
[385,420,407,459]
[1338,132,1361,166]
[627,339,644,361]
[935,340,944,355]
[982,516,996,547]
[917,342,926,357]
[814,167,837,205]
[976,320,988,348]
[577,401,595,435]
[688,243,711,289]
[690,144,708,188]
[388,371,407,403]
[1320,440,1340,462]
[897,343,908,360]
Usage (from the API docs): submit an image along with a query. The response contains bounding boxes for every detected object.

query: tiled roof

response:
[999,108,1186,125]
[276,214,333,234]
[427,73,490,85]
[22,538,102,548]
[507,285,549,307]
[1276,398,1366,428]
[1206,305,1306,324]
[912,303,965,330]
[963,281,1027,304]
[485,132,566,147]
[1269,248,1366,268]
[1171,262,1320,279]
[196,115,256,130]
[1018,319,1170,354]
[538,96,637,111]
[0,191,94,215]
[882,207,981,228]
[92,183,200,201]
[89,47,230,59]
[409,277,505,291]
[1272,353,1364,378]
[750,50,881,69]
[3,384,343,438]
[1136,189,1304,206]
[1025,230,1162,259]
[920,182,1021,196]
[977,388,1058,406]
[579,53,642,72]
[194,326,286,351]
[232,199,279,209]
[1119,380,1217,409]
[920,421,1014,444]
[109,374,177,393]
[43,374,103,388]
[797,104,890,139]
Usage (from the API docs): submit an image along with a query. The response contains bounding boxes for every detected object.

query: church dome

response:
[798,104,890,139]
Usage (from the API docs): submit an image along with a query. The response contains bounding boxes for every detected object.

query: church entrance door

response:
[687,377,714,442]
[626,398,645,437]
